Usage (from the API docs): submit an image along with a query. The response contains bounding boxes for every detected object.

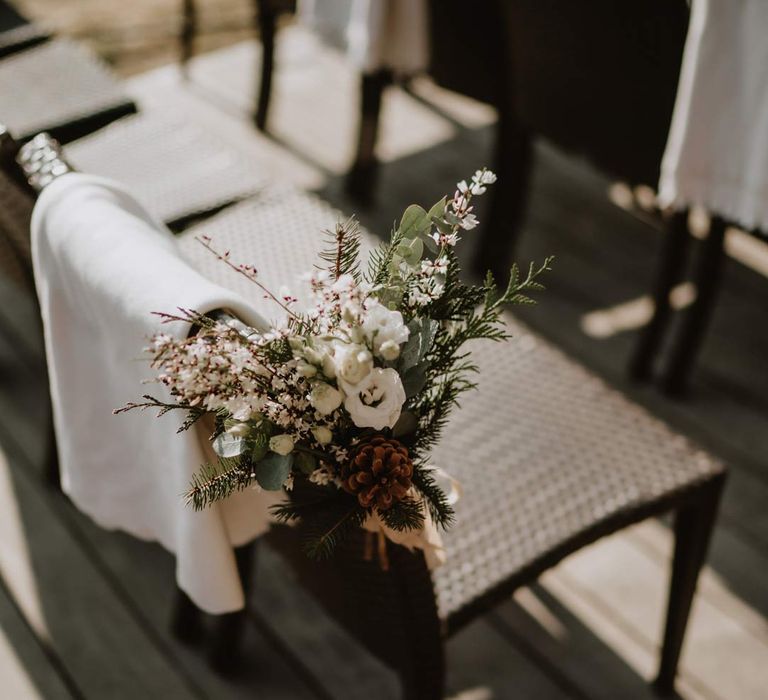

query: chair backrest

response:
[0,124,35,289]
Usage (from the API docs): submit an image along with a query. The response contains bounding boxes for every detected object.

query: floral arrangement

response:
[119,170,551,561]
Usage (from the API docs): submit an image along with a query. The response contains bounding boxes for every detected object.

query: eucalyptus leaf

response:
[255,452,294,490]
[428,197,446,221]
[419,319,439,358]
[393,411,418,438]
[421,231,439,254]
[432,216,454,235]
[403,362,428,398]
[398,204,430,239]
[212,432,247,459]
[250,432,269,462]
[400,333,422,372]
[295,451,316,475]
[401,237,423,265]
[400,319,424,371]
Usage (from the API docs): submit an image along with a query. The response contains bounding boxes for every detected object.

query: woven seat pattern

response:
[0,40,134,141]
[179,187,724,630]
[67,114,269,225]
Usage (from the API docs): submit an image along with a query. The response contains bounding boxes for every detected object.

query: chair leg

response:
[470,106,533,284]
[345,69,393,205]
[179,0,198,75]
[254,0,277,131]
[654,476,725,696]
[208,543,256,674]
[661,216,727,396]
[170,588,204,644]
[628,209,692,382]
[44,413,60,489]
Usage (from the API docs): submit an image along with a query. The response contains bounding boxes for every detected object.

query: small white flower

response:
[309,467,332,486]
[342,367,406,430]
[475,169,497,185]
[457,180,469,194]
[459,213,479,230]
[269,434,295,456]
[431,231,459,247]
[283,473,294,491]
[309,382,343,415]
[296,362,317,378]
[379,339,400,361]
[312,425,333,445]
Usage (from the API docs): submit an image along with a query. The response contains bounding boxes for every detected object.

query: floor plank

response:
[0,572,73,700]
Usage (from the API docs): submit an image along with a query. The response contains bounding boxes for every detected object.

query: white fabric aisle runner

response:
[299,0,429,74]
[658,0,768,232]
[32,174,281,613]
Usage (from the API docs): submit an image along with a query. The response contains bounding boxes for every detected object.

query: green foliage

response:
[319,217,362,281]
[186,457,256,510]
[272,483,367,560]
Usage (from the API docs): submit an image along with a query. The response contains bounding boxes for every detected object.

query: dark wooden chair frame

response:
[2,123,727,698]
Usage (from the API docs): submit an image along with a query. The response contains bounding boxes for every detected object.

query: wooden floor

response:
[1,28,767,699]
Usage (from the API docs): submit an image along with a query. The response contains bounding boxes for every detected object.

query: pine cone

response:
[342,435,413,510]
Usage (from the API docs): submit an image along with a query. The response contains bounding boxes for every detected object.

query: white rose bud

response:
[269,434,295,456]
[226,422,250,437]
[304,347,323,365]
[378,339,400,361]
[312,426,333,445]
[297,362,317,378]
[321,352,336,379]
[309,383,343,415]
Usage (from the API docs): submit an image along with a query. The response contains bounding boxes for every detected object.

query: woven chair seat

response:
[0,39,135,143]
[66,114,269,226]
[179,185,725,631]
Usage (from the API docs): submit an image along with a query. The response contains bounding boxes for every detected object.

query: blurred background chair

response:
[180,0,295,130]
[0,0,48,58]
[0,39,136,143]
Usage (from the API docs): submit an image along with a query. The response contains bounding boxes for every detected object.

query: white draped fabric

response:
[31,174,281,614]
[658,0,768,232]
[299,0,429,74]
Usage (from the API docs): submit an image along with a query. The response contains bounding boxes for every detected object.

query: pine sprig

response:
[319,217,362,281]
[186,457,256,510]
[411,468,455,530]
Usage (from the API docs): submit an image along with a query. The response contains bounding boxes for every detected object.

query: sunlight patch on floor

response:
[0,451,49,641]
[580,282,696,339]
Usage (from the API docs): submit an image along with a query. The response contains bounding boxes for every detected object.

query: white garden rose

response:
[309,382,343,415]
[363,302,409,356]
[378,339,400,361]
[269,434,295,456]
[311,426,333,445]
[333,343,373,386]
[342,367,406,430]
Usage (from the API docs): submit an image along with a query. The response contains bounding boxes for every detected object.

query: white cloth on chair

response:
[299,0,429,74]
[32,173,281,614]
[658,0,768,232]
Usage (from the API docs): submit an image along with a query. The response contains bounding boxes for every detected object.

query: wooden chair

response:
[0,127,261,672]
[427,0,761,397]
[0,0,48,58]
[0,39,136,144]
[179,0,295,131]
[174,187,728,698]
